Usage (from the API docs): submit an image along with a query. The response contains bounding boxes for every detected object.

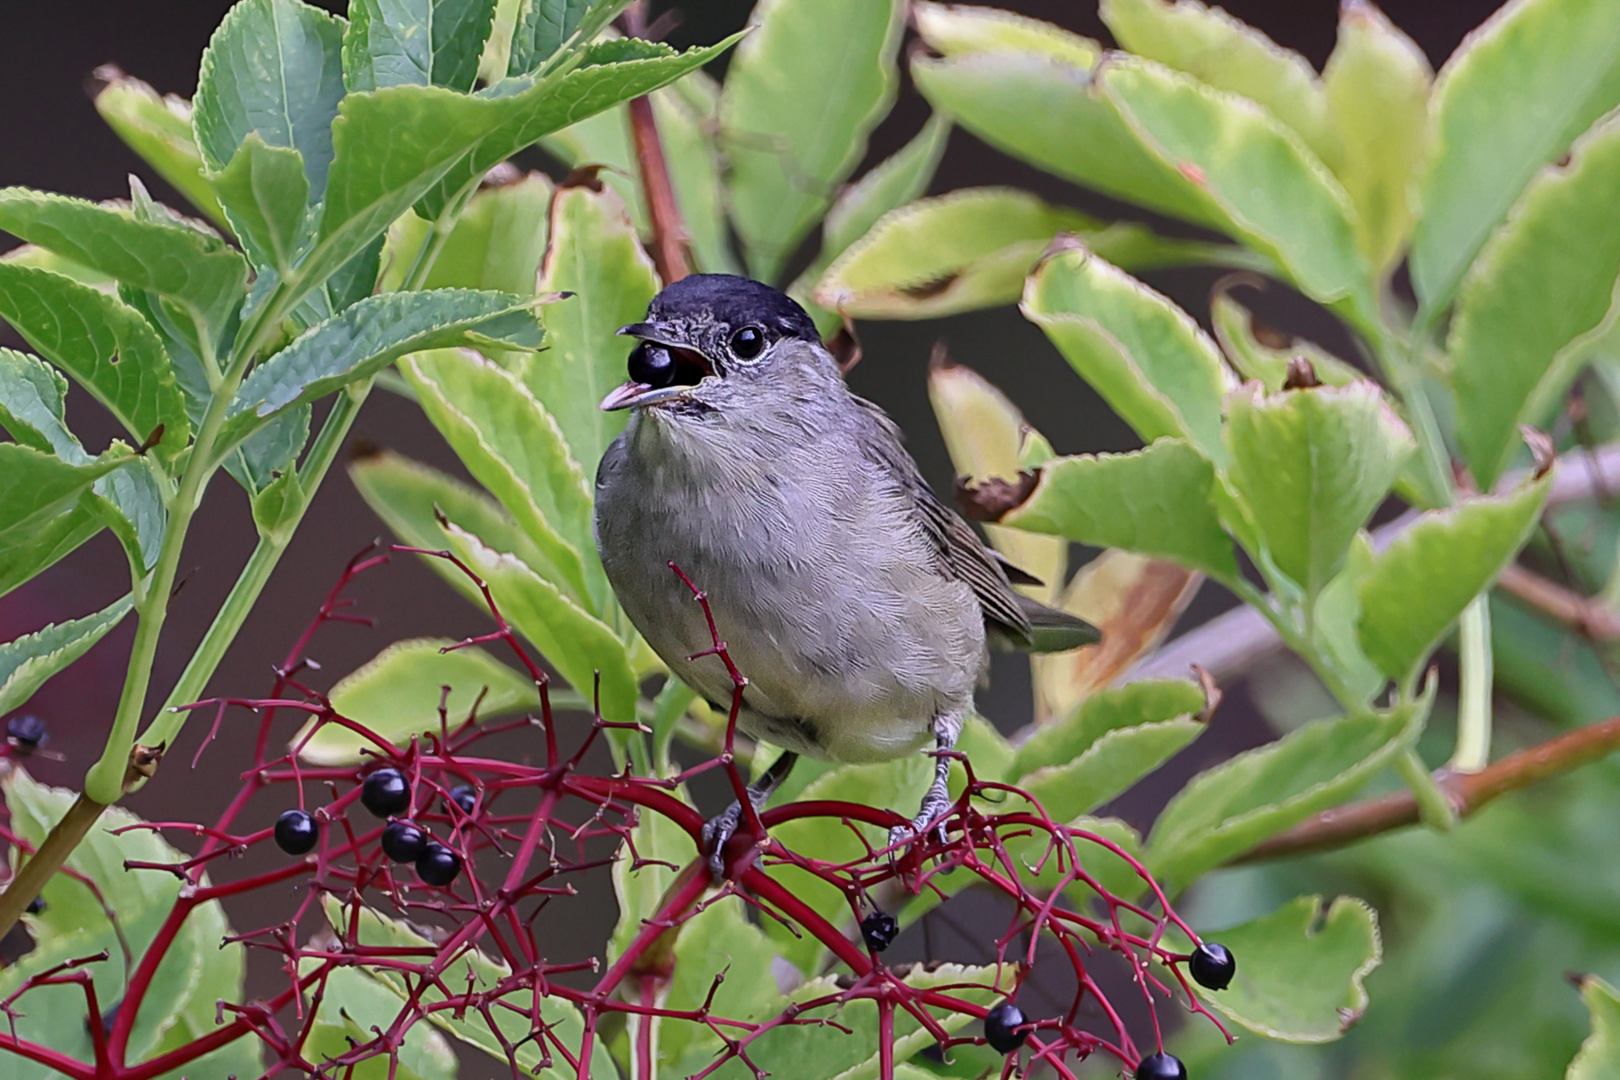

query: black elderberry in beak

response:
[629,342,676,388]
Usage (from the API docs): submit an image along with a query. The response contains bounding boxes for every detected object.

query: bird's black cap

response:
[648,274,820,343]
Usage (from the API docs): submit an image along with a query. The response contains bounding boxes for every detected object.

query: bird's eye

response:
[628,343,675,387]
[730,326,765,360]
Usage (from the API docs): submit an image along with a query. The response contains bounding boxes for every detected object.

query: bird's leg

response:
[702,750,798,879]
[889,712,964,850]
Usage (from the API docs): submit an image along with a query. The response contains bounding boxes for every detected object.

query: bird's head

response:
[600,274,834,416]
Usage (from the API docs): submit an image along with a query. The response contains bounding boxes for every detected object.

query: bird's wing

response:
[850,396,1035,644]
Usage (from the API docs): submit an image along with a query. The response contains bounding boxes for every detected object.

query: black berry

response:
[7,714,47,753]
[1189,942,1236,991]
[274,809,318,855]
[1135,1052,1187,1080]
[416,841,462,887]
[628,343,674,388]
[860,911,898,952]
[983,1001,1029,1054]
[381,820,429,863]
[25,895,46,915]
[360,768,410,818]
[448,785,478,815]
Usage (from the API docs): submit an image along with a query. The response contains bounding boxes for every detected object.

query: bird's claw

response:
[702,800,747,879]
[887,812,949,856]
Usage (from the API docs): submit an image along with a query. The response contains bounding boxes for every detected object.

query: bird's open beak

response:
[599,381,690,411]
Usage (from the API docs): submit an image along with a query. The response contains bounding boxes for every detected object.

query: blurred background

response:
[10,3,1618,1078]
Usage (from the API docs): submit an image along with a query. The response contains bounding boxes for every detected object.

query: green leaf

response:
[1003,440,1239,582]
[1311,533,1385,706]
[0,263,189,454]
[0,348,81,459]
[229,289,542,430]
[302,967,457,1079]
[5,770,248,1069]
[249,464,302,541]
[1100,0,1332,155]
[927,355,1065,603]
[1023,716,1203,823]
[93,71,229,228]
[660,895,782,1076]
[224,402,310,495]
[93,457,168,574]
[609,784,695,958]
[1320,1,1433,274]
[345,0,497,92]
[298,638,540,763]
[402,347,598,607]
[526,182,659,474]
[1195,895,1382,1042]
[1210,289,1364,392]
[1097,56,1370,311]
[1570,976,1620,1079]
[210,134,311,276]
[0,502,105,600]
[1358,476,1551,683]
[348,447,551,606]
[911,0,1100,66]
[720,0,905,282]
[193,0,347,203]
[0,596,133,716]
[1224,383,1414,599]
[1411,0,1620,313]
[1014,678,1206,777]
[508,0,627,75]
[1448,113,1620,489]
[821,114,951,265]
[443,522,638,724]
[319,35,738,292]
[1021,244,1230,462]
[380,171,551,294]
[0,188,247,344]
[910,50,1217,229]
[0,444,134,542]
[1147,702,1423,889]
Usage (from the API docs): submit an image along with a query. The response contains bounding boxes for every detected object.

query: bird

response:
[591,274,1100,877]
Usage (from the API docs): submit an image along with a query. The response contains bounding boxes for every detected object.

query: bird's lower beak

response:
[599,381,692,411]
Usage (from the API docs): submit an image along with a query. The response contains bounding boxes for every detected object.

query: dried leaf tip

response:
[1519,425,1556,479]
[1283,356,1322,390]
[957,471,1039,522]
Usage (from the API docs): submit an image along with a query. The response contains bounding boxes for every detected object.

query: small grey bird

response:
[592,274,1099,875]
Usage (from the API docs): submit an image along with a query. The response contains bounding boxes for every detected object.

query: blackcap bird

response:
[593,274,1099,876]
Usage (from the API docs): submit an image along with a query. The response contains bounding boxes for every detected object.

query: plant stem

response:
[1236,710,1620,863]
[0,793,105,942]
[1394,746,1457,830]
[1451,595,1494,772]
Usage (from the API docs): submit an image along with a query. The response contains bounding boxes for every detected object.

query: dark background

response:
[0,0,1504,1018]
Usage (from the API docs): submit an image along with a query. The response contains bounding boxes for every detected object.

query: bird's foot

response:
[701,799,753,879]
[887,795,952,854]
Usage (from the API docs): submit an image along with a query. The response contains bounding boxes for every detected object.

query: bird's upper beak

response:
[599,321,706,412]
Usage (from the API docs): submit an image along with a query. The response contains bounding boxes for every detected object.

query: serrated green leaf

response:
[609,787,694,960]
[0,444,134,543]
[1411,0,1620,313]
[443,521,638,724]
[402,347,598,607]
[1021,245,1230,462]
[0,188,247,345]
[93,72,228,228]
[249,465,302,542]
[1101,0,1332,155]
[229,289,542,437]
[297,638,540,763]
[0,263,188,454]
[302,966,457,1080]
[1003,440,1239,582]
[1097,56,1370,312]
[526,182,658,475]
[92,456,168,574]
[115,281,211,429]
[1570,976,1620,1079]
[1224,383,1414,600]
[1148,703,1424,889]
[1320,1,1433,274]
[224,401,310,495]
[211,134,311,276]
[1358,476,1550,683]
[1195,895,1382,1043]
[0,595,132,717]
[348,447,551,606]
[381,171,551,295]
[508,0,627,76]
[1209,289,1364,392]
[345,0,497,93]
[721,0,905,282]
[1312,533,1385,706]
[1449,114,1620,489]
[0,347,80,459]
[0,502,105,600]
[1024,717,1203,823]
[659,893,781,1075]
[912,1,1100,65]
[910,50,1217,228]
[1014,678,1206,777]
[193,0,347,204]
[927,356,1064,603]
[316,33,738,296]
